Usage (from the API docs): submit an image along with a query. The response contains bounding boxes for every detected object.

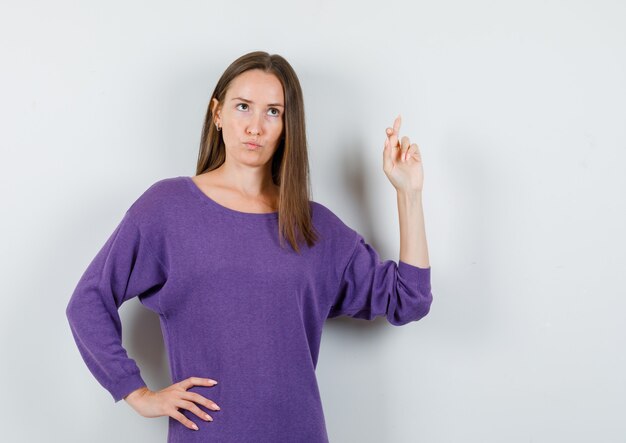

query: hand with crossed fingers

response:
[383,115,424,194]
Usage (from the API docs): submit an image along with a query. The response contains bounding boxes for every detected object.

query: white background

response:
[1,0,625,442]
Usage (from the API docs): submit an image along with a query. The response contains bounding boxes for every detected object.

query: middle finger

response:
[185,391,221,411]
[178,398,214,422]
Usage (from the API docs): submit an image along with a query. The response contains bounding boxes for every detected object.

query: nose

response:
[247,110,263,136]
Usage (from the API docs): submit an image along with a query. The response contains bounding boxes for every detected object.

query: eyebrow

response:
[231,97,284,108]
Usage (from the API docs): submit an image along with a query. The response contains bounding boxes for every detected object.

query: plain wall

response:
[1,0,625,441]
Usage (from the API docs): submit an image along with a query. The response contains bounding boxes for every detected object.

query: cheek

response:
[272,120,284,137]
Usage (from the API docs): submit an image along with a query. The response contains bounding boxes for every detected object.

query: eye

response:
[236,103,281,117]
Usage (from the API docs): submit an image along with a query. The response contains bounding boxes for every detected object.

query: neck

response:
[215,160,276,197]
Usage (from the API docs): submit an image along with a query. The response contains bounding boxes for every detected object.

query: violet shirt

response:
[66,176,432,442]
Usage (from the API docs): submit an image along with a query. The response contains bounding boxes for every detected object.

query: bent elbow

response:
[65,296,76,324]
[388,287,433,326]
[65,287,89,329]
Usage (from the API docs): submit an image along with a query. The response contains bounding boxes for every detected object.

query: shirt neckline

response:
[182,175,279,219]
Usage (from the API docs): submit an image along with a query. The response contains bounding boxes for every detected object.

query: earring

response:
[215,122,221,132]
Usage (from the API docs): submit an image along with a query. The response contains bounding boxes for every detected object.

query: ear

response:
[211,98,221,118]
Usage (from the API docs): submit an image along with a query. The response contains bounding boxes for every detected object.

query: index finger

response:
[180,377,218,389]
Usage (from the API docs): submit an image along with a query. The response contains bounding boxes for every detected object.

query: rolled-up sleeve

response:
[65,210,168,402]
[327,231,432,326]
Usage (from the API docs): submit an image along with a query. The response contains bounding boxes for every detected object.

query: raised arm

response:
[327,114,432,326]
[384,114,430,269]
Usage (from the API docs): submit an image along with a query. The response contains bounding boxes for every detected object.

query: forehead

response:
[226,69,284,104]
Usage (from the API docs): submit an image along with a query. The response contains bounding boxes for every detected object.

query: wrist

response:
[396,189,422,203]
[124,385,149,403]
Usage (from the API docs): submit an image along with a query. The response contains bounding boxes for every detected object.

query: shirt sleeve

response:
[327,231,432,326]
[65,210,168,402]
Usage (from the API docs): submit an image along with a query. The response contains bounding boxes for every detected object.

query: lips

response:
[244,141,261,148]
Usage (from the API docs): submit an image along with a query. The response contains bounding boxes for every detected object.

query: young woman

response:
[66,50,432,442]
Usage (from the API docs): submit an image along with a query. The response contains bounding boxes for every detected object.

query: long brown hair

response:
[196,51,319,254]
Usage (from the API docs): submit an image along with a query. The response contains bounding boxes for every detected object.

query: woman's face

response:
[212,69,285,169]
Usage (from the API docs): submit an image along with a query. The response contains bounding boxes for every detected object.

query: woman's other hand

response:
[124,377,220,431]
[383,114,424,193]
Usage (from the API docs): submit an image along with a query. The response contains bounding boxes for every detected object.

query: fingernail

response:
[214,404,221,411]
[192,424,199,430]
[205,414,213,421]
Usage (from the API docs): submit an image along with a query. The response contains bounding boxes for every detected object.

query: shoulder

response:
[126,175,189,226]
[309,200,359,249]
[310,200,343,225]
[309,200,354,229]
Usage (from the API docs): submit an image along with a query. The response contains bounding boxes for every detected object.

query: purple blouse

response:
[66,176,432,442]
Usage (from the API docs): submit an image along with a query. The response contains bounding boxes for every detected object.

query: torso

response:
[191,171,280,214]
